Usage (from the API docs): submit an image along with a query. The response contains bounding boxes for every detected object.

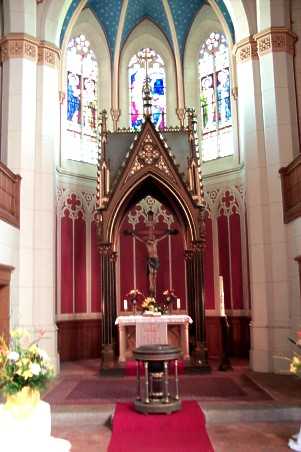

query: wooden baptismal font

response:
[133,344,182,414]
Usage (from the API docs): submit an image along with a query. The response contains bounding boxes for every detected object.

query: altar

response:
[115,314,192,362]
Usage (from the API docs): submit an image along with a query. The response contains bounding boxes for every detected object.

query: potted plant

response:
[0,329,54,418]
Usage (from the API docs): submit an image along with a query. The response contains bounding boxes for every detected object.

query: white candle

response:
[219,276,225,317]
[123,299,128,311]
[176,298,180,310]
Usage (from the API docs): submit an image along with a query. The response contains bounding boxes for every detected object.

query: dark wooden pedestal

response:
[133,344,182,414]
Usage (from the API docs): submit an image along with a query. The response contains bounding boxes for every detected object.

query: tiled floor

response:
[52,421,300,451]
[48,359,301,451]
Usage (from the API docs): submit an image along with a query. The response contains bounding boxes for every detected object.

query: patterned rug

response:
[44,373,272,405]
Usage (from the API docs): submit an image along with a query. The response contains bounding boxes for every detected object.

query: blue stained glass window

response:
[128,48,166,130]
[65,34,98,164]
[199,33,233,161]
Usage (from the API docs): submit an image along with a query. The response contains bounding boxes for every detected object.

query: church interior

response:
[1,0,301,450]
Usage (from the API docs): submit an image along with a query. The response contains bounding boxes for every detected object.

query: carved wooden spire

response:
[143,76,152,118]
[96,109,110,209]
[186,108,204,207]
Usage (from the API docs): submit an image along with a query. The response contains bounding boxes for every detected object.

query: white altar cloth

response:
[115,314,193,326]
[115,315,193,361]
[0,400,71,452]
[136,321,168,347]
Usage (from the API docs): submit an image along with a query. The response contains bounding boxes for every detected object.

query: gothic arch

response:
[107,173,198,250]
[210,0,253,40]
[119,19,178,128]
[59,8,112,171]
[38,0,87,45]
[184,4,240,169]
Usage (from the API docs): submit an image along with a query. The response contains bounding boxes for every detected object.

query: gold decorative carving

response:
[0,34,60,67]
[38,42,60,67]
[0,34,39,62]
[254,28,297,56]
[127,137,172,179]
[234,37,258,63]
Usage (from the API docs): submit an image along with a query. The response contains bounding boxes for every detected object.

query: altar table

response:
[115,314,192,362]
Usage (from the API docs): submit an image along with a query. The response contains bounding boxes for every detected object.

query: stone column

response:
[1,33,38,328]
[100,243,117,368]
[234,36,271,372]
[34,42,61,370]
[253,24,298,372]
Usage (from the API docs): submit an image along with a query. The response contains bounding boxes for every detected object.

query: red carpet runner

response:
[108,400,214,452]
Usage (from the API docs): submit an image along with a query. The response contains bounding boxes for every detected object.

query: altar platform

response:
[43,358,301,452]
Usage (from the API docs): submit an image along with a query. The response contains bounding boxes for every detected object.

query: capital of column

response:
[233,37,258,63]
[254,27,297,57]
[0,33,39,63]
[0,33,61,67]
[38,41,61,68]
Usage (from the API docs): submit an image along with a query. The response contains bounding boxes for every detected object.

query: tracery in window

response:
[199,32,233,161]
[65,34,98,164]
[128,48,166,130]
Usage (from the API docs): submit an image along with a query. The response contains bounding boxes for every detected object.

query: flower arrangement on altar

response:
[163,289,177,304]
[0,329,54,397]
[126,289,144,313]
[289,331,301,377]
[126,289,143,303]
[141,296,161,315]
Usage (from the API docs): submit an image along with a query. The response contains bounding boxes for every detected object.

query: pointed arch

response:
[60,7,111,170]
[108,172,198,248]
[119,19,177,128]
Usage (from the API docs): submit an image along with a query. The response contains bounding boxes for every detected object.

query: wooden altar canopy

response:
[95,108,209,371]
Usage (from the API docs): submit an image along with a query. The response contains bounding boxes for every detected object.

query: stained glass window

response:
[65,34,98,164]
[128,48,166,130]
[199,32,233,161]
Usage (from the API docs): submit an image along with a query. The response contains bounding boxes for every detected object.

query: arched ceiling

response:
[60,0,234,58]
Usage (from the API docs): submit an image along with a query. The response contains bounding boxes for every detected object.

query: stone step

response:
[51,403,301,426]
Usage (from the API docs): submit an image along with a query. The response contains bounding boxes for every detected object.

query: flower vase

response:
[4,386,40,419]
[168,302,173,315]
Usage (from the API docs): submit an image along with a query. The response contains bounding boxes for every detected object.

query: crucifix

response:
[137,48,156,118]
[124,210,177,297]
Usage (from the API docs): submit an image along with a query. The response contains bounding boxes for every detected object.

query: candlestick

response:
[176,298,180,310]
[123,299,128,311]
[219,276,225,317]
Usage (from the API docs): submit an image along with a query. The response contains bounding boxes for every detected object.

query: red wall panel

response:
[230,212,243,309]
[204,215,215,309]
[118,204,186,310]
[74,214,86,313]
[91,221,101,312]
[61,211,73,314]
[217,214,231,310]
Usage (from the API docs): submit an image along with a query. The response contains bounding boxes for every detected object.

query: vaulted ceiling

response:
[60,0,234,58]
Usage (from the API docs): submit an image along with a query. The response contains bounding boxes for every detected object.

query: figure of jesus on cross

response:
[124,211,177,297]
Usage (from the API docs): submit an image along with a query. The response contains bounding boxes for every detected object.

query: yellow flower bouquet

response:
[0,329,54,397]
[289,331,301,377]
